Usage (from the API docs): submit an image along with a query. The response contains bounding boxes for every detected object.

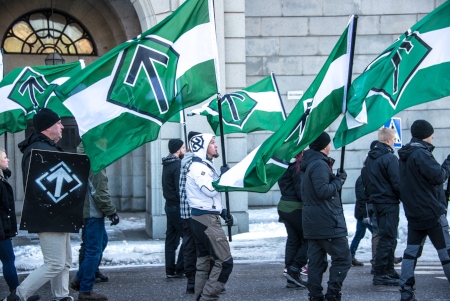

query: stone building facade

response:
[0,0,448,238]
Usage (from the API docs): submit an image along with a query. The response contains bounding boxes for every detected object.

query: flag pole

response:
[0,48,5,154]
[271,72,287,119]
[181,109,188,145]
[339,15,358,174]
[217,94,232,242]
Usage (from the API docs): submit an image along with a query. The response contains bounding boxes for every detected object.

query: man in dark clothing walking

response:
[398,120,450,301]
[364,128,401,286]
[301,132,350,301]
[162,138,186,278]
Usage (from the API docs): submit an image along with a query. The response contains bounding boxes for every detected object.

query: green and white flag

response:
[334,2,450,148]
[0,61,83,135]
[0,48,3,80]
[190,73,286,135]
[213,16,356,193]
[55,0,219,172]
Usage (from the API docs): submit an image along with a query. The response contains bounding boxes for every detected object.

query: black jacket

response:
[0,171,18,238]
[398,138,450,229]
[354,174,368,220]
[278,161,302,203]
[18,132,63,187]
[162,153,181,206]
[300,149,347,239]
[364,141,400,204]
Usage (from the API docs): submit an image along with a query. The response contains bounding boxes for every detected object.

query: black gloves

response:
[336,168,347,183]
[108,213,120,226]
[220,209,234,226]
[220,164,230,175]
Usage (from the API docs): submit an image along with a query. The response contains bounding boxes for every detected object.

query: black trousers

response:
[182,218,196,279]
[165,204,184,275]
[278,209,307,269]
[307,237,351,297]
[373,203,399,275]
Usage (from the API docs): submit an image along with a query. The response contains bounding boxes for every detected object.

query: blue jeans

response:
[350,219,373,257]
[76,218,108,293]
[0,238,19,290]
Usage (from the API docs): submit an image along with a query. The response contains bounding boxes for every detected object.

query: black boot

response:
[325,290,342,301]
[400,288,417,301]
[186,277,195,294]
[373,274,399,286]
[284,266,307,288]
[95,270,109,283]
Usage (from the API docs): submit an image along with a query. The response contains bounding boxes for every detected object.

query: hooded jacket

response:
[398,138,450,229]
[18,132,63,187]
[162,153,181,206]
[278,160,302,203]
[186,133,223,215]
[354,174,369,220]
[0,170,18,238]
[363,141,401,204]
[300,149,347,239]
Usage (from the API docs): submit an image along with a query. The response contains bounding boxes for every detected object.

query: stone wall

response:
[245,0,448,205]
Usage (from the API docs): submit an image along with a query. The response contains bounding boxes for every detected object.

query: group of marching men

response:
[276,119,450,301]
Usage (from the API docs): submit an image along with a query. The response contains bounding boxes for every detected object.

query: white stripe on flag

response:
[245,91,283,112]
[216,145,261,188]
[173,23,215,80]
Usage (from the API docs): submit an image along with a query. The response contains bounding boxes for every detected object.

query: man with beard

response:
[162,139,186,278]
[186,133,233,300]
[301,132,351,301]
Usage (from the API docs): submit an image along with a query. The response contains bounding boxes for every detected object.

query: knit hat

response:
[411,120,434,139]
[168,139,184,154]
[188,131,201,143]
[33,108,61,132]
[309,132,331,151]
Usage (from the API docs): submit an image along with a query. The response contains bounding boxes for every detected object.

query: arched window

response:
[2,9,97,55]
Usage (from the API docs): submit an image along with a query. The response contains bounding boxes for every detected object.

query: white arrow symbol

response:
[46,167,73,198]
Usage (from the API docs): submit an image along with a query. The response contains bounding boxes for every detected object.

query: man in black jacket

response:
[301,132,350,301]
[398,120,450,301]
[364,128,401,286]
[162,138,186,278]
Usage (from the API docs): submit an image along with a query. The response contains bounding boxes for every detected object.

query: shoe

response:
[220,286,226,293]
[78,291,107,301]
[4,289,20,301]
[166,272,183,278]
[27,296,40,301]
[54,297,74,301]
[284,266,307,289]
[301,265,308,276]
[373,274,400,286]
[308,295,325,301]
[388,268,400,279]
[70,278,80,291]
[285,280,307,289]
[352,257,364,266]
[283,267,288,276]
[394,257,403,264]
[186,278,195,294]
[325,290,342,301]
[400,288,417,301]
[94,271,109,283]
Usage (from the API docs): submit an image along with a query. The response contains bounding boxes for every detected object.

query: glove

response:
[108,213,120,226]
[220,164,230,175]
[336,168,347,183]
[223,214,234,227]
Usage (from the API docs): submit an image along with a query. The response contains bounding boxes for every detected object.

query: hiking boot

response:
[94,271,109,283]
[285,280,306,289]
[186,278,195,294]
[325,290,342,301]
[70,278,80,291]
[301,265,308,276]
[78,291,107,301]
[373,274,400,286]
[400,288,417,301]
[352,257,364,266]
[284,266,307,289]
[394,257,403,264]
[388,268,400,279]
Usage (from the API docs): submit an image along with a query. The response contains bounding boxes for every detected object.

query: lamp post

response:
[45,52,65,65]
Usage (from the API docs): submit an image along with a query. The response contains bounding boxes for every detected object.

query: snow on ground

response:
[5,204,449,273]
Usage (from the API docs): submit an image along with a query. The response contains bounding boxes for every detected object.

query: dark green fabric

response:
[277,199,302,213]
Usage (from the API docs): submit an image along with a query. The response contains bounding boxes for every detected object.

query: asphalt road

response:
[1,261,449,301]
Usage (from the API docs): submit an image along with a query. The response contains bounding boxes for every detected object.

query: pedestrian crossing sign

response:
[384,117,402,148]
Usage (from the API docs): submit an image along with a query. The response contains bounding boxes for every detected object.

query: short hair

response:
[0,147,5,155]
[378,128,396,143]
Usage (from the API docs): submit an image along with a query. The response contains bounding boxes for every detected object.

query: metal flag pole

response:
[339,15,358,201]
[217,94,232,242]
[1,48,6,152]
[181,109,188,145]
[271,72,287,119]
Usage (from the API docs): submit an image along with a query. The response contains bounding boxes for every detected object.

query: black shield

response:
[20,150,90,233]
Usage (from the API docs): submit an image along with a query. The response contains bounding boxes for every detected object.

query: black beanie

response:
[188,131,201,143]
[411,120,434,139]
[309,132,331,151]
[168,139,184,154]
[33,108,61,132]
